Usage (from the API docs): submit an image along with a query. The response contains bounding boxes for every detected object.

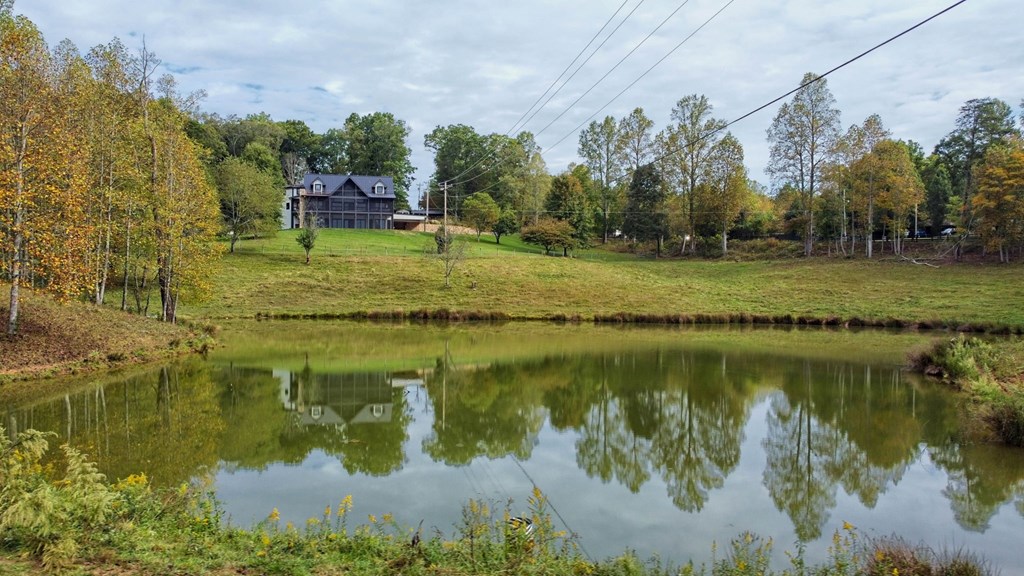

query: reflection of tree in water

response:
[929,442,1024,532]
[573,349,750,510]
[763,361,936,541]
[576,393,651,492]
[422,354,545,466]
[3,358,224,487]
[651,352,748,512]
[763,391,838,541]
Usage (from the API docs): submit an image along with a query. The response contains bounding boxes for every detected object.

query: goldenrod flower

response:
[269,508,280,522]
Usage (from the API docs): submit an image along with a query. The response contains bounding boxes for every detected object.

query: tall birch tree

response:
[766,73,841,256]
[660,94,727,254]
[579,116,623,243]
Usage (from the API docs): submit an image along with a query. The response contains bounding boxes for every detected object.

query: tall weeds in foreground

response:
[0,426,1002,575]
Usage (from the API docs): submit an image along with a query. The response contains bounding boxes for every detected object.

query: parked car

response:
[941,226,956,237]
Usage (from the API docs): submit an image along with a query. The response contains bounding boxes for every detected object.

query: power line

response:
[544,0,736,154]
[451,0,723,191]
[444,0,700,190]
[507,0,637,138]
[445,0,645,188]
[533,0,697,141]
[649,0,969,166]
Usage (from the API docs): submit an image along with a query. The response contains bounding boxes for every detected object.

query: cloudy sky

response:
[19,0,1024,197]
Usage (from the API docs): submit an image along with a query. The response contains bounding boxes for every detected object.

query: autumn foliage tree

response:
[973,141,1024,262]
[1,14,93,335]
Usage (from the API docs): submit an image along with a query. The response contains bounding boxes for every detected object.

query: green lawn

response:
[186,229,1024,329]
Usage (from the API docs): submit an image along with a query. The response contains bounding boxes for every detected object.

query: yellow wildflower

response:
[324,505,332,518]
[261,533,271,547]
[368,514,377,524]
[843,521,855,531]
[382,513,393,523]
[269,508,280,522]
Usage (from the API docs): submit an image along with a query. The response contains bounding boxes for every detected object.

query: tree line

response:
[0,10,417,334]
[437,77,1024,262]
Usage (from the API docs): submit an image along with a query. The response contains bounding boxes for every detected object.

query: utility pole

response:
[441,181,449,241]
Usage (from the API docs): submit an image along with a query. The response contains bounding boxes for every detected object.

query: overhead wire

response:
[448,0,704,190]
[543,0,736,154]
[646,0,970,166]
[445,0,968,216]
[444,0,647,188]
[533,0,696,141]
[506,0,637,138]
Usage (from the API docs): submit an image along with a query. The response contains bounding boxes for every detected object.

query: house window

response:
[374,182,385,195]
[285,202,290,210]
[312,181,324,193]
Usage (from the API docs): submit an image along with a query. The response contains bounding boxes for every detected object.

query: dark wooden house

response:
[285,174,397,229]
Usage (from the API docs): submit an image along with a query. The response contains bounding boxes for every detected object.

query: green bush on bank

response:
[0,426,999,575]
[912,336,1024,446]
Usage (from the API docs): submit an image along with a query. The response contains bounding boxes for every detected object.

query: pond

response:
[5,322,1024,572]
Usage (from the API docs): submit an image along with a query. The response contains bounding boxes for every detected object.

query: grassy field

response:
[186,229,1024,329]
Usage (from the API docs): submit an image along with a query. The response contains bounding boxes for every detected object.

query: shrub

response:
[0,428,118,571]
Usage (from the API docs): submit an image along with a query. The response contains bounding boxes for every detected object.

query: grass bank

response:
[912,336,1024,446]
[186,230,1024,332]
[0,427,1000,576]
[0,285,212,389]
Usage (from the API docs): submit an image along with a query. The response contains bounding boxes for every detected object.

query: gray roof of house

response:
[303,174,396,199]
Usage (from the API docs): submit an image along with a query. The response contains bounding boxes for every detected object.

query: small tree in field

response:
[461,192,499,240]
[429,225,466,288]
[492,207,519,244]
[296,215,319,264]
[521,218,576,256]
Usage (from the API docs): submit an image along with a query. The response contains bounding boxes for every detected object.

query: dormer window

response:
[374,182,385,195]
[312,180,324,194]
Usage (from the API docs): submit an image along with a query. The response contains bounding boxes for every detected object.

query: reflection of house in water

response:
[274,368,423,429]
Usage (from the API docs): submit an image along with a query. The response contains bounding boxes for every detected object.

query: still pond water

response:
[5,322,1024,572]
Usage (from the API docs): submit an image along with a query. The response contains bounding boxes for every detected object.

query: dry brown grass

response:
[0,285,204,383]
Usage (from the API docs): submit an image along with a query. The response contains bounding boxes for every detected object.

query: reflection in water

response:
[5,327,1024,569]
[217,362,414,476]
